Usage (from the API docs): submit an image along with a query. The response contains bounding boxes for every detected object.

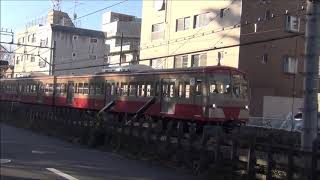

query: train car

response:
[0,66,249,125]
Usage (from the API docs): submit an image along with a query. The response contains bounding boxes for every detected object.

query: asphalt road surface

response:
[0,123,199,180]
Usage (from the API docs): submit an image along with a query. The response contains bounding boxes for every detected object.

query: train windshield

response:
[232,73,248,99]
[209,72,248,98]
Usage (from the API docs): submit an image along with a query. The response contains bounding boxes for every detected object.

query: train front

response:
[206,68,249,125]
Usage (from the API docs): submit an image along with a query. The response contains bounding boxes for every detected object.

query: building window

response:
[31,34,36,43]
[262,53,268,64]
[283,56,298,74]
[90,38,98,43]
[191,53,207,67]
[150,58,164,69]
[39,58,47,68]
[16,56,20,65]
[151,23,164,40]
[220,8,225,18]
[174,55,188,68]
[121,54,127,63]
[152,23,164,32]
[194,12,214,28]
[40,40,46,47]
[73,35,78,40]
[176,17,190,31]
[28,35,31,42]
[31,56,35,62]
[153,0,165,11]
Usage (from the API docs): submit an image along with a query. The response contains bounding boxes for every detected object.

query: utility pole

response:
[302,0,320,152]
[119,32,123,66]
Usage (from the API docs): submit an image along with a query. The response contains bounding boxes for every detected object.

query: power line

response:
[75,0,129,20]
[0,42,52,49]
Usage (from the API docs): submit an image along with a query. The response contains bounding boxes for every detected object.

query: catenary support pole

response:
[302,0,320,151]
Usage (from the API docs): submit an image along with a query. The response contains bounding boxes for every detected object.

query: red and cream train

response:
[0,66,249,125]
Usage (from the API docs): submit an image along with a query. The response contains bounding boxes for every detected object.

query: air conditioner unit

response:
[285,16,300,33]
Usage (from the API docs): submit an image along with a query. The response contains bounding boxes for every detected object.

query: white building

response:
[102,12,141,67]
[14,10,107,77]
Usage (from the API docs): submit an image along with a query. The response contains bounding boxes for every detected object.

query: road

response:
[0,123,199,180]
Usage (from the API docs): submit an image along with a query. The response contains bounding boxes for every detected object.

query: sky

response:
[1,0,142,35]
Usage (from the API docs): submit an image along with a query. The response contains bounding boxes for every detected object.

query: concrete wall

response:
[53,31,107,75]
[263,96,303,119]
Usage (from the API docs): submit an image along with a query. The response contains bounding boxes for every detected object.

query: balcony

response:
[109,41,139,53]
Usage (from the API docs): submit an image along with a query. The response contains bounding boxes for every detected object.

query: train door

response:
[160,79,176,114]
[66,81,74,105]
[105,80,117,104]
[193,77,203,107]
[36,81,43,103]
[17,81,22,101]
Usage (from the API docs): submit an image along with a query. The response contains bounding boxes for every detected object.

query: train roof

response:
[0,66,246,81]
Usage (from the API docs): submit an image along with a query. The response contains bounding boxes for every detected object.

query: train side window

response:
[73,83,77,93]
[129,83,136,96]
[162,84,168,97]
[61,83,66,94]
[121,83,128,96]
[44,84,48,93]
[210,84,218,94]
[185,83,190,98]
[146,84,151,97]
[56,83,61,94]
[48,84,53,93]
[178,83,183,97]
[217,82,224,94]
[225,84,231,94]
[110,83,115,95]
[169,84,174,98]
[83,83,89,95]
[78,83,84,94]
[32,84,36,93]
[137,84,145,97]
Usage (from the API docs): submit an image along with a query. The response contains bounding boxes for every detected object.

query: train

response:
[0,65,249,126]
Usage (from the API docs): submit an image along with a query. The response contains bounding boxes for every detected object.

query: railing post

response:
[311,138,318,180]
[287,145,294,180]
[266,143,273,180]
[247,139,256,180]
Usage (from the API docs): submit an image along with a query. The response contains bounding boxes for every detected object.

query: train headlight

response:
[245,105,249,110]
[212,104,216,108]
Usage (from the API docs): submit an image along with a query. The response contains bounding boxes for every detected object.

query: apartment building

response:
[140,0,308,117]
[102,12,141,67]
[140,0,241,69]
[14,10,107,77]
